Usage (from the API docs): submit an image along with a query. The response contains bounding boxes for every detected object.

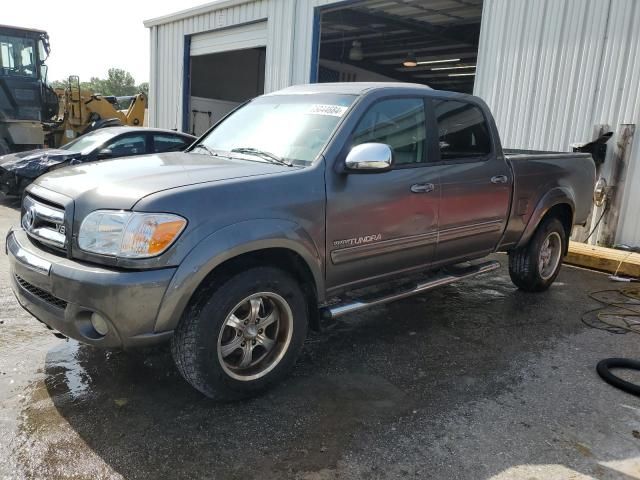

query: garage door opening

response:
[189,47,265,136]
[314,0,483,93]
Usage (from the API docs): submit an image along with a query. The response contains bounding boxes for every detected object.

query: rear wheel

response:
[171,266,308,400]
[509,217,566,292]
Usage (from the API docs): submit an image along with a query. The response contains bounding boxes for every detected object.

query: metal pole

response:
[598,124,636,247]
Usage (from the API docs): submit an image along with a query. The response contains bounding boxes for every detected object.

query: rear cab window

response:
[432,99,491,161]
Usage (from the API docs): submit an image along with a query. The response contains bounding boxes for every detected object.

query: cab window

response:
[433,100,491,160]
[0,35,36,77]
[352,98,427,166]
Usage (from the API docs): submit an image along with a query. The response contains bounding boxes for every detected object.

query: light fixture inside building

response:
[416,58,461,65]
[349,40,364,61]
[432,65,476,71]
[402,52,417,67]
[448,72,476,77]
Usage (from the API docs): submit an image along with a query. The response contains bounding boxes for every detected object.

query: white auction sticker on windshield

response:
[307,104,349,117]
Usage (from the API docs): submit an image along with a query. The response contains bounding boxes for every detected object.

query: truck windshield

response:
[194,94,356,166]
[0,34,37,78]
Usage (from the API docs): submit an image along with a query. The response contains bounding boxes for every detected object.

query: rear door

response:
[325,96,440,292]
[430,98,511,265]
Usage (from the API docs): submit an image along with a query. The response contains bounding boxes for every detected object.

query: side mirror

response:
[97,148,113,159]
[345,143,393,173]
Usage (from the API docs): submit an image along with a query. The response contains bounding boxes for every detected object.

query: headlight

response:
[78,211,187,258]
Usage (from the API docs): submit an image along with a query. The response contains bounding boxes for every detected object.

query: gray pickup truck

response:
[7,83,595,399]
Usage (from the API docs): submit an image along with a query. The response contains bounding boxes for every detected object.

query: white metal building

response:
[145,0,640,246]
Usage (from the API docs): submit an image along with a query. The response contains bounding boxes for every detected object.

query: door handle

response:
[490,175,509,184]
[411,183,435,193]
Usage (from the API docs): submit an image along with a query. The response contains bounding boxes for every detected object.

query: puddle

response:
[3,247,639,479]
[479,288,506,298]
[44,342,91,404]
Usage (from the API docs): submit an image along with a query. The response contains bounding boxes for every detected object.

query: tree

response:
[49,79,67,90]
[48,77,93,91]
[137,82,149,97]
[49,68,146,96]
[94,68,137,96]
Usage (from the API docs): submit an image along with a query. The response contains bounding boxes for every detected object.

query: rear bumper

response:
[7,228,176,348]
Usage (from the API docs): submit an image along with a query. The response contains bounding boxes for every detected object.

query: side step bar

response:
[322,260,501,320]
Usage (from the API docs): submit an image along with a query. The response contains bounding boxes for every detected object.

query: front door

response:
[430,98,511,266]
[325,97,440,293]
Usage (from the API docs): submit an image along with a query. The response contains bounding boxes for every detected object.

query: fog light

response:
[90,313,109,336]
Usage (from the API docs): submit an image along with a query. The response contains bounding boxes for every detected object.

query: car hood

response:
[0,149,81,178]
[31,151,291,209]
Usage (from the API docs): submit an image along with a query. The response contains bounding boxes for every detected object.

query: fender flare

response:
[154,219,324,332]
[516,187,575,248]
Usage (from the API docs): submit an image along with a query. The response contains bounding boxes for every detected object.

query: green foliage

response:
[87,68,136,96]
[50,68,148,97]
[49,79,67,90]
[137,82,149,97]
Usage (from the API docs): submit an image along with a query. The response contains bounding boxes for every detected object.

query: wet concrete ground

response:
[0,198,639,480]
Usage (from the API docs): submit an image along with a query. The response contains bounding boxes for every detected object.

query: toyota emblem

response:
[22,206,35,231]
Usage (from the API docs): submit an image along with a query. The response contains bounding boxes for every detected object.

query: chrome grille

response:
[22,196,67,250]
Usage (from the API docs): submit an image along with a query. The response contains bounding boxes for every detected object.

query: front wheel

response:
[171,266,308,400]
[508,217,566,292]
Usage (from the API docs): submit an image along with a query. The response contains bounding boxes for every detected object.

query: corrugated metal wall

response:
[148,0,270,130]
[147,0,343,131]
[475,0,640,245]
[148,0,640,243]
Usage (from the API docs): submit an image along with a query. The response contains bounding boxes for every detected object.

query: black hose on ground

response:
[596,358,640,396]
[582,286,640,396]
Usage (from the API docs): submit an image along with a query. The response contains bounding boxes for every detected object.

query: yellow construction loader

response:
[49,75,147,147]
[0,25,146,154]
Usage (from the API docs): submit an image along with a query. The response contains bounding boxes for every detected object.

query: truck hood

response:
[0,148,81,179]
[31,152,291,209]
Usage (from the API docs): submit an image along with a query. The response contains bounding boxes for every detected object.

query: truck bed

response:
[499,149,595,250]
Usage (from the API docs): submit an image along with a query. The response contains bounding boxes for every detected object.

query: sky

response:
[4,0,207,84]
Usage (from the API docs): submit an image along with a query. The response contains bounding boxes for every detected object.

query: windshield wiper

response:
[190,144,217,156]
[230,147,293,167]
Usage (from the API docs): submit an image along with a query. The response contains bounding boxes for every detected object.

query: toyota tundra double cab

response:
[7,83,596,399]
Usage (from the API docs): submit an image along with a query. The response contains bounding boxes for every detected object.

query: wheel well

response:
[189,248,321,330]
[544,203,573,253]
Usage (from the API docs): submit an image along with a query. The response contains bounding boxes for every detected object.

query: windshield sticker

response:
[307,104,349,117]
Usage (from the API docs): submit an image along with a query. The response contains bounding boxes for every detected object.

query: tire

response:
[509,216,566,292]
[596,358,640,396]
[171,266,309,400]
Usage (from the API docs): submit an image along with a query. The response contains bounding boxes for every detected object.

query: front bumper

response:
[7,228,177,348]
